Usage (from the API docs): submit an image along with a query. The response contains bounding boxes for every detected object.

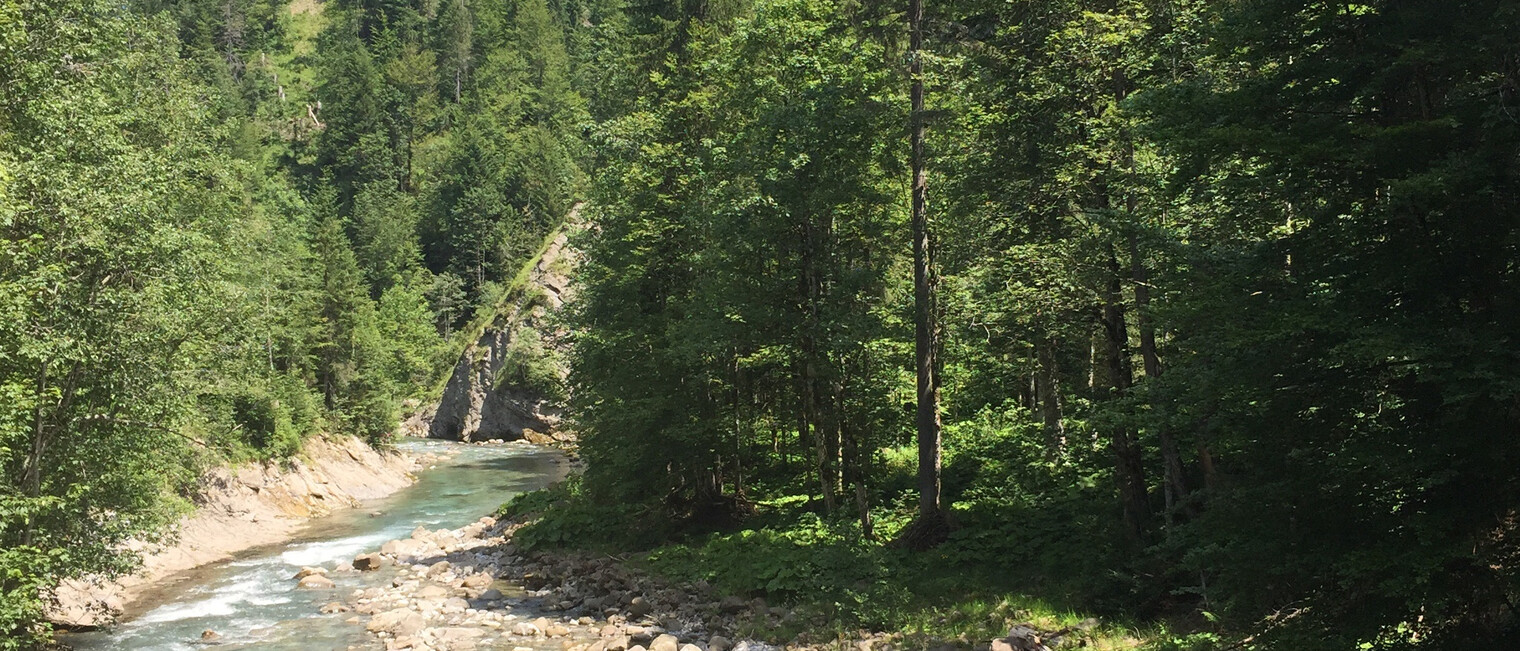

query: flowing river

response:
[65,439,570,651]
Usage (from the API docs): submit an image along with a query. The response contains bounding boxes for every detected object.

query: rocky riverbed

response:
[316,515,1084,651]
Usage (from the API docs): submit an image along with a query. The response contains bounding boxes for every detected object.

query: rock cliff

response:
[426,218,578,443]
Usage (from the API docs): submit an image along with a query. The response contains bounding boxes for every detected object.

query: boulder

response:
[418,585,451,599]
[522,428,556,445]
[297,574,336,589]
[367,608,425,636]
[293,567,327,580]
[354,553,386,571]
[649,634,680,651]
[708,636,730,651]
[381,538,438,560]
[435,627,486,651]
[201,629,222,642]
[628,596,653,617]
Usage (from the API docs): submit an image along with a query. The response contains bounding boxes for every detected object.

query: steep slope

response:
[424,212,579,443]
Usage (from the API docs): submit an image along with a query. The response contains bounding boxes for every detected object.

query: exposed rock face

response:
[428,215,579,443]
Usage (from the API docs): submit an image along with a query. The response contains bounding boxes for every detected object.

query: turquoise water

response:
[64,440,568,651]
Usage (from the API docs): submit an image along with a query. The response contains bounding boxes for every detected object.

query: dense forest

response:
[3,0,1519,649]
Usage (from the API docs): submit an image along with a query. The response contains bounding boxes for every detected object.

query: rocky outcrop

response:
[428,215,579,443]
[49,435,419,628]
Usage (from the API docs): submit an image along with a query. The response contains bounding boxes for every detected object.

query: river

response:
[65,439,569,651]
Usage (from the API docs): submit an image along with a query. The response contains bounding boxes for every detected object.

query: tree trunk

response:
[1105,250,1149,544]
[1036,336,1064,451]
[1128,230,1187,522]
[909,0,942,526]
[799,217,834,513]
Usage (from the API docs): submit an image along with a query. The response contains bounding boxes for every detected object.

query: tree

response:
[906,0,947,545]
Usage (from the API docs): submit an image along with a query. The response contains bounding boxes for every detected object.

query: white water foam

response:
[278,532,391,567]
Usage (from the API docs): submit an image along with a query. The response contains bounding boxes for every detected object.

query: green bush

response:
[499,327,566,401]
[501,477,667,551]
[647,512,888,604]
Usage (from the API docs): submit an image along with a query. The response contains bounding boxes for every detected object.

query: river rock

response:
[293,566,327,580]
[368,608,426,636]
[354,553,387,571]
[628,596,653,617]
[461,573,493,589]
[201,629,222,642]
[320,601,350,614]
[434,627,486,650]
[650,634,680,651]
[511,621,543,637]
[298,574,336,589]
[522,428,555,445]
[382,538,437,560]
[418,584,450,598]
[708,635,730,651]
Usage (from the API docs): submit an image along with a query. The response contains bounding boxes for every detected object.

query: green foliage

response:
[500,326,567,401]
[501,477,666,551]
[648,513,887,604]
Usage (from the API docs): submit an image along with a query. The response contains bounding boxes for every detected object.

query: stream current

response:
[66,439,568,651]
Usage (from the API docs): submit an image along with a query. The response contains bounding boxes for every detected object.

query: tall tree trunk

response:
[909,0,943,526]
[800,220,835,513]
[1128,230,1187,522]
[1105,249,1149,544]
[1036,336,1064,451]
[842,412,875,541]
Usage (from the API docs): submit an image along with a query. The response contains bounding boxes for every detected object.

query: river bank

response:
[50,435,421,629]
[338,512,1085,651]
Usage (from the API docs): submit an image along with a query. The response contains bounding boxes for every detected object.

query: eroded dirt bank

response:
[50,435,420,628]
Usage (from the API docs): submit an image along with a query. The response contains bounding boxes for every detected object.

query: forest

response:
[2,0,1518,649]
